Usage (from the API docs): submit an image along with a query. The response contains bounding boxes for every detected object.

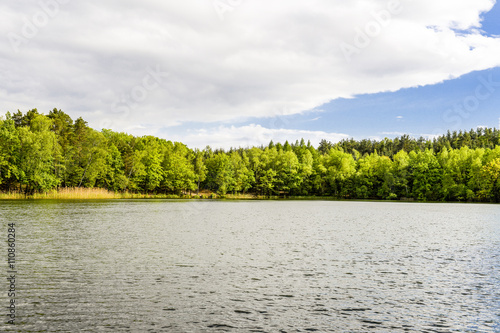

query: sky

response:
[2,0,500,149]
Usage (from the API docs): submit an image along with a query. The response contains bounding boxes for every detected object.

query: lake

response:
[1,200,499,332]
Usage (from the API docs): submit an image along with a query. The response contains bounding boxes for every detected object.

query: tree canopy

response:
[1,109,499,202]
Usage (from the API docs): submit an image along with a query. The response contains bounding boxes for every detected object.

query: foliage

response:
[1,109,500,202]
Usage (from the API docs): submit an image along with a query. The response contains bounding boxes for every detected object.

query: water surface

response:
[1,200,499,332]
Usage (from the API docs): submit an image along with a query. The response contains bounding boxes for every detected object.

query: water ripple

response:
[0,200,499,332]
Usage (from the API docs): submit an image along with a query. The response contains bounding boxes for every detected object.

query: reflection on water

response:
[1,200,499,332]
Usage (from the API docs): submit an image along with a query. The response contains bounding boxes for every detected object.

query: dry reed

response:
[0,187,221,200]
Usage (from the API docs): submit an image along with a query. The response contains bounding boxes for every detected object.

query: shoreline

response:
[0,188,495,204]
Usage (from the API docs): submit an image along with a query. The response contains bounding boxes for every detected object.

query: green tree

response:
[324,148,356,198]
[193,149,207,194]
[392,150,410,198]
[273,150,301,194]
[48,108,74,186]
[161,142,196,194]
[229,151,254,194]
[205,152,233,195]
[134,136,164,192]
[17,114,59,193]
[0,114,20,191]
[408,149,443,201]
[482,158,500,202]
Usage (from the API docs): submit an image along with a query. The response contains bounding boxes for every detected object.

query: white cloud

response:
[419,133,442,140]
[381,131,407,136]
[380,131,442,140]
[167,124,349,150]
[1,0,499,138]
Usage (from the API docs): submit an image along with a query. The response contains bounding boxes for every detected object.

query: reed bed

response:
[0,192,26,199]
[34,187,117,199]
[221,193,258,200]
[0,188,216,200]
[117,192,184,199]
[0,189,341,200]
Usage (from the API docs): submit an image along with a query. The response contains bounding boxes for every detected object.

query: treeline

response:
[1,109,499,202]
[319,129,500,157]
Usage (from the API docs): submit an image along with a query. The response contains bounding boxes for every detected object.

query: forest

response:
[1,109,499,202]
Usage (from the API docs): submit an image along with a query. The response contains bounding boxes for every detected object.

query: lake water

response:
[1,200,499,332]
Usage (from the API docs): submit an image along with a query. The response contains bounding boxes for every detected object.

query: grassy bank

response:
[0,188,116,200]
[0,188,222,200]
[0,188,333,200]
[0,188,479,202]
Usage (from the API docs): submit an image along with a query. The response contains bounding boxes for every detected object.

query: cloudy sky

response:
[2,0,500,149]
